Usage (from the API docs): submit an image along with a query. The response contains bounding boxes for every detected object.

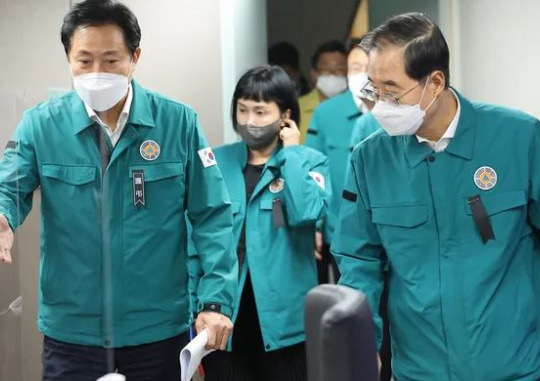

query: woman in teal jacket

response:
[191,65,330,380]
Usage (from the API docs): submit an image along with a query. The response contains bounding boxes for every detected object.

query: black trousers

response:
[203,274,307,381]
[380,272,392,381]
[42,332,189,381]
[317,243,341,284]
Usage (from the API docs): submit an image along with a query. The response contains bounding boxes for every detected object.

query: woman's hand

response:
[279,118,300,147]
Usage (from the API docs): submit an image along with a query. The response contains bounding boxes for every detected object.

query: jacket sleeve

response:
[0,111,40,230]
[330,146,385,349]
[305,108,328,233]
[185,113,238,318]
[185,215,203,320]
[526,118,540,330]
[528,118,540,228]
[275,146,331,227]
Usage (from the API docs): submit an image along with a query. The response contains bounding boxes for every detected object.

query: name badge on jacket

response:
[133,170,146,207]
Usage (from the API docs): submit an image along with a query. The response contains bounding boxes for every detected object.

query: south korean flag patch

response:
[308,171,326,190]
[198,147,217,168]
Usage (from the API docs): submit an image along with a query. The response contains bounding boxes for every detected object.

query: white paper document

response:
[180,329,215,381]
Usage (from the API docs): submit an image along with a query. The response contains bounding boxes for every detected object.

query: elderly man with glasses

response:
[331,12,540,381]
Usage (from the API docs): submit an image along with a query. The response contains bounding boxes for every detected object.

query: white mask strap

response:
[419,77,438,112]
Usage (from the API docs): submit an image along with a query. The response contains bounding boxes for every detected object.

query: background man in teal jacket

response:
[305,38,369,284]
[0,1,236,379]
[332,12,540,380]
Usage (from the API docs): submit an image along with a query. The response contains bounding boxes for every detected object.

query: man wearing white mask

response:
[348,40,381,148]
[332,13,540,379]
[346,42,372,115]
[305,38,369,284]
[0,0,237,379]
[298,40,347,143]
[348,41,381,148]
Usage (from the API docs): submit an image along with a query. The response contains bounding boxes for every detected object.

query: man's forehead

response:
[368,47,406,83]
[71,24,127,52]
[318,51,346,64]
[348,48,368,63]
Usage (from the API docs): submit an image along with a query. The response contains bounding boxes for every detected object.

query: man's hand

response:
[195,311,234,351]
[314,231,324,261]
[0,214,14,265]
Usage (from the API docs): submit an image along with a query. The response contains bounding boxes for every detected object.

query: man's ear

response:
[131,47,142,73]
[430,70,446,96]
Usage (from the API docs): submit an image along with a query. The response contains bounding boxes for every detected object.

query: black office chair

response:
[305,284,378,381]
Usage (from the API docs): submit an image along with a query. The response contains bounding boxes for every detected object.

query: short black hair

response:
[361,12,450,87]
[231,65,300,127]
[61,0,141,56]
[268,41,299,70]
[346,37,364,55]
[310,40,347,69]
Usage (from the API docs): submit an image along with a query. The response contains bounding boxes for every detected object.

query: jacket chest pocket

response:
[258,197,274,222]
[371,203,428,255]
[327,143,352,164]
[231,200,242,217]
[327,142,351,150]
[372,204,428,228]
[41,164,98,219]
[41,164,97,195]
[129,162,185,208]
[256,195,287,231]
[42,164,97,185]
[461,190,530,241]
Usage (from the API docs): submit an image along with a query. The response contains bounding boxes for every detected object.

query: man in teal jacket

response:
[332,13,540,380]
[0,1,236,379]
[306,39,369,283]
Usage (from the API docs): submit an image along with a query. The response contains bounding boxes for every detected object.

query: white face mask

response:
[316,74,348,98]
[371,80,437,136]
[348,72,369,99]
[73,72,130,112]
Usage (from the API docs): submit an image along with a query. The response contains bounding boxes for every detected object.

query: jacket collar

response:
[72,79,156,135]
[404,88,475,168]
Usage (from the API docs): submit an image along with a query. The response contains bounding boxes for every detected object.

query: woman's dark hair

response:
[61,0,141,55]
[231,65,300,127]
[361,12,450,87]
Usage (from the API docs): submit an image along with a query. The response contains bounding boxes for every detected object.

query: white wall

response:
[221,0,268,143]
[125,0,225,144]
[124,0,267,145]
[440,0,540,119]
[0,1,70,379]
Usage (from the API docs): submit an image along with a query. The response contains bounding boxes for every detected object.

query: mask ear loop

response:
[419,77,438,112]
[127,49,140,83]
[126,58,136,83]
